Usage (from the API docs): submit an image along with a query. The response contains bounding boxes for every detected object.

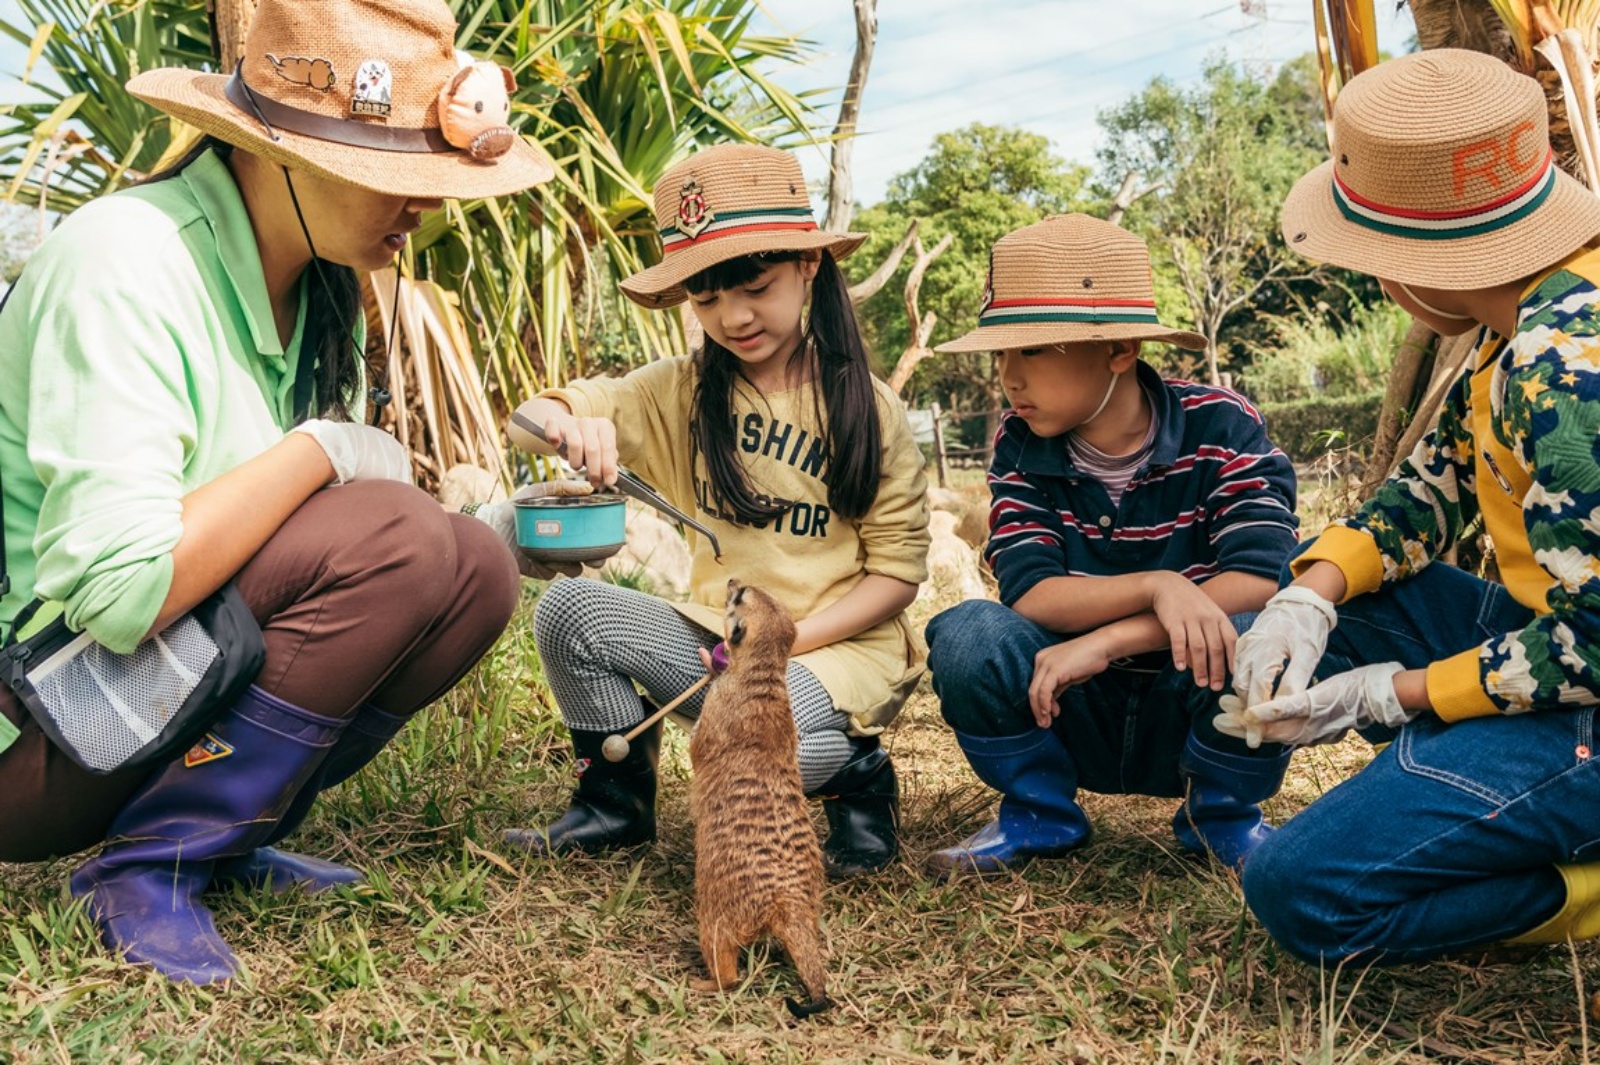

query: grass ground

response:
[2,476,1594,1063]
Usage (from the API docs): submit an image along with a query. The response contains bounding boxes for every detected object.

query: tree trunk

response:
[1362,320,1436,487]
[849,218,920,304]
[822,0,878,234]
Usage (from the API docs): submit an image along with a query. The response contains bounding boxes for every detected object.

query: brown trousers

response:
[0,481,518,862]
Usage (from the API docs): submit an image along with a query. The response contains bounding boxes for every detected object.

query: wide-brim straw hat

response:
[936,213,1206,353]
[126,0,554,200]
[1282,48,1600,290]
[621,144,865,308]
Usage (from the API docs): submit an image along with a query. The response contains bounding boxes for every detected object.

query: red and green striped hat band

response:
[660,207,818,253]
[978,297,1162,328]
[1332,150,1557,240]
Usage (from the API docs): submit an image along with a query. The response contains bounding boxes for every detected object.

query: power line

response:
[866,10,1237,121]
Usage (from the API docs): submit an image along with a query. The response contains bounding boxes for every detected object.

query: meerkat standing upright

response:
[689,580,832,1018]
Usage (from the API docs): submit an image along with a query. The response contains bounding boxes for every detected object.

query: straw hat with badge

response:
[935,213,1205,355]
[127,0,554,199]
[621,143,866,308]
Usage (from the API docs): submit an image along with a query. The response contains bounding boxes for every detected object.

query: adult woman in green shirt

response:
[0,0,552,984]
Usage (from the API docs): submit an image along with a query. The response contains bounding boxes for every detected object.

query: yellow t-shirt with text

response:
[537,356,931,729]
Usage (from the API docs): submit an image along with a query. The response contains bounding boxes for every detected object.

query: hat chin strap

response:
[1080,368,1122,427]
[282,167,400,419]
[1395,281,1475,323]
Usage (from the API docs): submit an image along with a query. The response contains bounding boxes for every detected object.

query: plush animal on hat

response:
[438,51,517,161]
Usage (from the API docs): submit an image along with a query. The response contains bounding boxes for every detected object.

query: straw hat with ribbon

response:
[935,214,1205,354]
[126,0,554,200]
[621,144,865,308]
[1281,48,1600,290]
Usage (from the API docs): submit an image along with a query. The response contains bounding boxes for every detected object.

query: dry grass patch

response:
[2,575,1595,1062]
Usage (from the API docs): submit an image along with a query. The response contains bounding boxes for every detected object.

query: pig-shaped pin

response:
[438,52,517,161]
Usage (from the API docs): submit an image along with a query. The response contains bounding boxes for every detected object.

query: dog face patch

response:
[351,59,393,117]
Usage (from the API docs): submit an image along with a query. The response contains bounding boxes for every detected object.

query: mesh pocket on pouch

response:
[29,616,218,773]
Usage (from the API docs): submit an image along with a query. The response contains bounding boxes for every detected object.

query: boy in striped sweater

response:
[924,214,1299,877]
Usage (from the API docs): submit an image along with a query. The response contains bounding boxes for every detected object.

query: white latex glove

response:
[291,419,412,485]
[471,480,595,580]
[1215,662,1411,748]
[1231,584,1339,708]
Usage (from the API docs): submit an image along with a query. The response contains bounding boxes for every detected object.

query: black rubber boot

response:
[503,723,661,855]
[812,736,899,880]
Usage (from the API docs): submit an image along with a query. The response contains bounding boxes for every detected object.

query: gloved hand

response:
[471,480,595,580]
[1215,661,1410,748]
[1231,584,1339,708]
[291,419,412,485]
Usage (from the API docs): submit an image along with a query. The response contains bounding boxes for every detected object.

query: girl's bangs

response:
[683,250,803,295]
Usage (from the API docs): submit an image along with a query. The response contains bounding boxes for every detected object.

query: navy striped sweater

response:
[986,362,1299,612]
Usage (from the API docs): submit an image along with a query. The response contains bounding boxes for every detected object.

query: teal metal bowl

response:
[513,495,627,562]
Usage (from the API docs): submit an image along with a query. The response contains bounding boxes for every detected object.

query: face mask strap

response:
[1395,281,1475,322]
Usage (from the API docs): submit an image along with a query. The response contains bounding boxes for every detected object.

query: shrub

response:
[1258,390,1385,463]
[1244,301,1409,404]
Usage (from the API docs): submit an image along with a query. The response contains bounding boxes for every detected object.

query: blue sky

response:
[750,0,1417,203]
[1,0,1417,205]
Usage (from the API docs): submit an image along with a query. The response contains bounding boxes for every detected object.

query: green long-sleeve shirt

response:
[0,149,318,752]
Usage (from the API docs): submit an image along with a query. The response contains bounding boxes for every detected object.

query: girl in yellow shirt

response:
[504,144,931,879]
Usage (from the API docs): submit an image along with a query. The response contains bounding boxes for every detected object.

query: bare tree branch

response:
[1104,170,1160,226]
[822,0,878,233]
[887,232,954,393]
[848,217,920,304]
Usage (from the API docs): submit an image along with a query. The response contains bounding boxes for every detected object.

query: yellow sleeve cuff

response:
[1290,525,1385,602]
[534,386,594,418]
[1426,648,1500,721]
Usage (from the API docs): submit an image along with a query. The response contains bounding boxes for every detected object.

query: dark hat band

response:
[225,61,454,154]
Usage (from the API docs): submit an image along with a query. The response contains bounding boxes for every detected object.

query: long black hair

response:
[684,248,882,524]
[141,136,364,421]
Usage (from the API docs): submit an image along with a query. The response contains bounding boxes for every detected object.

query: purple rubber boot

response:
[69,686,344,984]
[213,703,408,893]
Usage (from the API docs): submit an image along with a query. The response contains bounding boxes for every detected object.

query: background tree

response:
[847,123,1093,434]
[1098,58,1327,385]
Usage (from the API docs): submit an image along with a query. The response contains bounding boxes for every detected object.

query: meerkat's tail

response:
[784,993,834,1018]
[776,907,832,1019]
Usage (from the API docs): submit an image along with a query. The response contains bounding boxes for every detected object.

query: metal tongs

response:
[511,411,724,561]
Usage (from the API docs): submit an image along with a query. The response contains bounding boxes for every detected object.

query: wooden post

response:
[930,401,948,489]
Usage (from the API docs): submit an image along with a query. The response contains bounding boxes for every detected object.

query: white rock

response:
[918,510,989,609]
[438,463,502,509]
[926,486,965,514]
[602,503,694,598]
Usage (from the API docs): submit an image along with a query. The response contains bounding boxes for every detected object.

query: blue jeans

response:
[926,599,1273,799]
[1242,539,1596,964]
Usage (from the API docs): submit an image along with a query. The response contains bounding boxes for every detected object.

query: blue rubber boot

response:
[69,686,344,984]
[213,704,407,893]
[925,729,1092,879]
[1172,731,1292,870]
